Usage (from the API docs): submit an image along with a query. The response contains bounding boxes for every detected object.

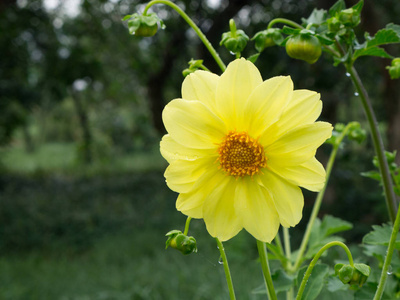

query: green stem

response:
[183,217,191,235]
[283,227,292,269]
[274,233,285,260]
[257,240,278,300]
[346,64,397,222]
[216,238,236,300]
[374,206,400,300]
[267,18,303,30]
[291,123,355,272]
[143,0,226,72]
[296,241,354,300]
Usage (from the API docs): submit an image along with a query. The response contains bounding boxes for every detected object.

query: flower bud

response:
[386,58,400,79]
[338,8,361,27]
[327,17,341,33]
[165,230,197,255]
[285,32,322,64]
[220,19,249,54]
[123,13,163,37]
[252,28,284,52]
[335,263,370,287]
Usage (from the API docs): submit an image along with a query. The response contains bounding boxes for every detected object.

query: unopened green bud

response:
[327,17,341,33]
[285,31,322,64]
[220,19,249,54]
[386,58,400,79]
[165,230,197,255]
[252,28,284,52]
[335,263,371,287]
[123,13,164,37]
[347,122,366,144]
[182,59,204,77]
[338,8,360,27]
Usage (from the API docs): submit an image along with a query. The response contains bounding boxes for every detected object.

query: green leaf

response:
[302,9,328,27]
[354,282,394,300]
[272,269,294,293]
[353,47,393,60]
[329,0,346,17]
[361,170,381,182]
[321,215,353,236]
[247,53,260,64]
[326,276,348,292]
[366,28,400,48]
[362,223,400,248]
[386,23,400,37]
[297,264,330,300]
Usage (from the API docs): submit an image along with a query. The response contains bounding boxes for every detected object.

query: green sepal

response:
[165,230,197,255]
[123,13,164,37]
[220,30,249,53]
[335,263,371,287]
[328,0,346,17]
[252,28,284,52]
[182,59,205,77]
[301,8,328,28]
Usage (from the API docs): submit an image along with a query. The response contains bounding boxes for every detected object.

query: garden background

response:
[0,0,399,299]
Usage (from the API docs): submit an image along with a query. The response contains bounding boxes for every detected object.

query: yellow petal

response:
[160,134,214,163]
[176,168,221,218]
[215,58,263,129]
[163,99,226,149]
[260,89,322,145]
[181,70,219,111]
[165,156,217,193]
[266,122,333,166]
[234,178,280,243]
[259,171,303,228]
[202,173,243,241]
[268,157,326,192]
[245,76,293,137]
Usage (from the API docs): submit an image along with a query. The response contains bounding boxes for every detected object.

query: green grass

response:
[0,142,167,175]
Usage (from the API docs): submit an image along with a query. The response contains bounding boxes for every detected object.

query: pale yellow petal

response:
[266,122,333,166]
[268,157,326,192]
[245,76,293,137]
[234,178,280,243]
[176,168,221,218]
[181,70,219,111]
[163,99,226,149]
[160,134,214,163]
[259,171,303,228]
[202,173,243,241]
[260,89,322,145]
[215,58,263,129]
[165,156,217,193]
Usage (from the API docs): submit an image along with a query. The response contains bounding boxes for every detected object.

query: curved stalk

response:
[267,18,303,30]
[143,0,226,72]
[296,241,354,300]
[216,238,236,300]
[183,217,191,235]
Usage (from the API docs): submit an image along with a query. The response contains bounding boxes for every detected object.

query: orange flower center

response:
[218,131,267,177]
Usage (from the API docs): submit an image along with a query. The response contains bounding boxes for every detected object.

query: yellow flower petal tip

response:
[160,58,333,242]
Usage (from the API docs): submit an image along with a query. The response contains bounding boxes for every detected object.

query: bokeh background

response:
[0,0,399,299]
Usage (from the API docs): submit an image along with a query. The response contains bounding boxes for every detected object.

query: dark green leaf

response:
[297,264,330,300]
[386,23,400,37]
[329,0,346,17]
[247,53,260,64]
[321,215,353,236]
[360,170,382,181]
[272,269,294,293]
[352,0,364,14]
[362,223,400,248]
[354,282,393,300]
[353,47,393,61]
[327,276,348,292]
[366,28,400,48]
[282,26,300,35]
[302,9,328,27]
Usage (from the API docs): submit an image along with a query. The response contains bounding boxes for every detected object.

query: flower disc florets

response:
[218,131,267,177]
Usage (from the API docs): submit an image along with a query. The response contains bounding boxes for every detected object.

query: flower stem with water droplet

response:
[216,238,236,300]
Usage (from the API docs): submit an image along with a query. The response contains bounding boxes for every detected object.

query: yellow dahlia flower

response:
[160,58,332,243]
